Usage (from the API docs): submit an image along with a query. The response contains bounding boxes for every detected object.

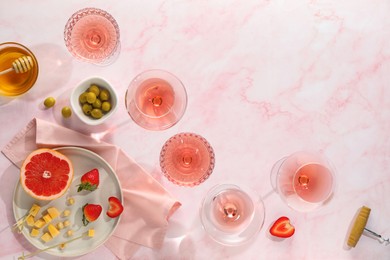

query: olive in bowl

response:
[70,77,118,125]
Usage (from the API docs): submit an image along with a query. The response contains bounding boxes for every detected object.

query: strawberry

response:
[107,196,124,218]
[77,168,99,192]
[82,203,102,226]
[269,216,295,238]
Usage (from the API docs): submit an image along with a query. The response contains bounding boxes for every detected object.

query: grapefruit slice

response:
[20,148,74,201]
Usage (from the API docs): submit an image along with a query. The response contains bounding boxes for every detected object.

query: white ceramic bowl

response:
[70,77,118,125]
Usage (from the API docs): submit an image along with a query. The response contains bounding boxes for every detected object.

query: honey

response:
[0,42,38,96]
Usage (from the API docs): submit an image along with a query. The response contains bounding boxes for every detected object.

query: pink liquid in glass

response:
[293,163,333,203]
[160,133,215,186]
[211,189,254,232]
[65,8,120,64]
[135,78,175,117]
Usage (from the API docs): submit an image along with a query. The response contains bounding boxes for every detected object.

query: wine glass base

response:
[270,157,286,192]
[199,184,265,246]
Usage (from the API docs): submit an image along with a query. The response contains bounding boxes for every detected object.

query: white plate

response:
[13,146,123,257]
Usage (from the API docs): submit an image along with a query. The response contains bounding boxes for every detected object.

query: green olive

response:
[61,106,72,118]
[91,108,103,119]
[92,99,102,109]
[101,101,111,112]
[79,92,88,104]
[82,104,92,115]
[43,97,56,108]
[99,89,110,101]
[88,84,100,96]
[86,92,97,104]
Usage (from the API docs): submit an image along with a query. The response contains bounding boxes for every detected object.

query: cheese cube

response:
[29,204,41,217]
[26,215,35,227]
[88,229,95,237]
[42,214,52,224]
[34,219,46,229]
[30,228,40,237]
[48,224,60,238]
[47,207,60,219]
[40,232,52,243]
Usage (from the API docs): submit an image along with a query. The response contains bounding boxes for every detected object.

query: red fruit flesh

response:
[107,196,124,218]
[78,168,100,192]
[270,216,295,238]
[82,203,102,226]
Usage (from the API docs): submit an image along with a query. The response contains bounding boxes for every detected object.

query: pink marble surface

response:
[1,1,389,259]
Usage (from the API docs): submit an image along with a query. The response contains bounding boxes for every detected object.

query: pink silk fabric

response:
[2,118,181,259]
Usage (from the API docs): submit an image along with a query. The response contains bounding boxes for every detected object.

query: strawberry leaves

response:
[77,168,99,192]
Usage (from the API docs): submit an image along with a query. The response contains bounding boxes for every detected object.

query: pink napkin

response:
[2,118,181,259]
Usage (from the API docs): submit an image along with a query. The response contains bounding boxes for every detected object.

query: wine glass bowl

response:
[64,8,120,65]
[126,69,187,131]
[200,184,265,246]
[160,133,215,187]
[270,151,335,212]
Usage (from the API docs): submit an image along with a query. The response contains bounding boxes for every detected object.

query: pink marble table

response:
[1,1,389,259]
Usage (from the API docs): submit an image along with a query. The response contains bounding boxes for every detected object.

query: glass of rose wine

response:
[160,133,215,187]
[200,184,265,246]
[270,151,336,212]
[126,70,187,131]
[64,7,120,65]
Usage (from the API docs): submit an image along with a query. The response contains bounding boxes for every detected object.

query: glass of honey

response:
[0,42,39,96]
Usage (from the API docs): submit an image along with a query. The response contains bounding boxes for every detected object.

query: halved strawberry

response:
[269,216,295,238]
[77,168,99,192]
[82,203,102,226]
[106,196,124,218]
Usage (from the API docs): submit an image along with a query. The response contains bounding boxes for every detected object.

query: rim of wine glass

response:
[0,42,39,97]
[273,151,337,211]
[199,183,265,246]
[63,7,120,65]
[159,132,215,187]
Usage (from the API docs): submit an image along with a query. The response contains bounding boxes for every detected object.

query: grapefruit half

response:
[20,148,74,201]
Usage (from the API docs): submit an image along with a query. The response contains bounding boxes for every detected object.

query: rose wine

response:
[160,133,215,186]
[0,43,38,96]
[200,184,265,246]
[211,189,254,232]
[273,151,335,211]
[293,163,333,203]
[126,70,187,130]
[135,78,175,117]
[65,8,120,64]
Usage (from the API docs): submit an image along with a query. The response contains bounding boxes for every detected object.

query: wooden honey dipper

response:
[347,206,389,247]
[0,56,34,76]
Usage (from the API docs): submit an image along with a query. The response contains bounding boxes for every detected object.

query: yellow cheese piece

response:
[29,204,41,217]
[47,207,60,219]
[40,232,52,243]
[30,228,40,237]
[42,214,52,224]
[48,224,60,238]
[34,219,46,229]
[88,229,95,237]
[26,215,35,227]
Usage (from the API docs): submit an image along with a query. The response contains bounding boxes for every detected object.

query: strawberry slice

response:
[269,216,295,238]
[82,203,102,226]
[77,168,99,192]
[106,196,124,218]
